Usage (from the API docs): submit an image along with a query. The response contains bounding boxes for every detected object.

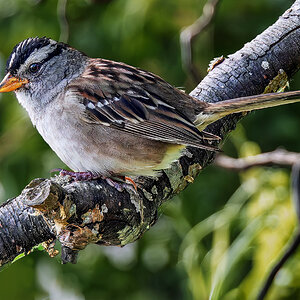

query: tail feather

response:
[195,90,300,131]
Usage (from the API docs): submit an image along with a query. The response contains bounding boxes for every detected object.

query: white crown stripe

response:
[8,52,16,69]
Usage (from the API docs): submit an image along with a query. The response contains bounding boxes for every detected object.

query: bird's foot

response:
[105,176,138,193]
[51,169,137,192]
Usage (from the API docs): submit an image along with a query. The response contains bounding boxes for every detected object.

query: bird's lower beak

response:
[0,73,28,93]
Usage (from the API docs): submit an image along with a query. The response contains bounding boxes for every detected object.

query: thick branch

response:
[0,2,300,265]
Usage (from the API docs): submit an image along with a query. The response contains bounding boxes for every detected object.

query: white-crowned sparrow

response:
[0,37,299,188]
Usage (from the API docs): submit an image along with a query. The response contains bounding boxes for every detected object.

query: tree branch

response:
[180,0,222,82]
[214,149,300,171]
[1,2,300,265]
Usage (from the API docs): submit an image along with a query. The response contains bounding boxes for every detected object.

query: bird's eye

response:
[29,63,41,74]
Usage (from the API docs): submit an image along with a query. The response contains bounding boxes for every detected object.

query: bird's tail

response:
[195,90,300,131]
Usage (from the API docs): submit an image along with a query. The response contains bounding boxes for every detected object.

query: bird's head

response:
[0,37,87,117]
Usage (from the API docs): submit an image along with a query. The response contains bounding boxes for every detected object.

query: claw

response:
[124,176,138,191]
[105,177,125,192]
[105,177,138,193]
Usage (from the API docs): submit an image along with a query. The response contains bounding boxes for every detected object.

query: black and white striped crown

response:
[6,37,71,74]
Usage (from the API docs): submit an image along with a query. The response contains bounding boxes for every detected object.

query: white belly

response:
[35,101,116,175]
[34,101,181,177]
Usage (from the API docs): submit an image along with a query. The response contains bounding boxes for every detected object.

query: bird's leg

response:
[51,169,138,192]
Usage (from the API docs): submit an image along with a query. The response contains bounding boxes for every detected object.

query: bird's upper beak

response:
[0,73,28,93]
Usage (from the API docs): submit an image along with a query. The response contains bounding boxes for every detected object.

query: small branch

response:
[257,164,300,300]
[292,164,300,223]
[214,149,300,171]
[180,0,221,82]
[57,0,69,43]
[257,232,300,300]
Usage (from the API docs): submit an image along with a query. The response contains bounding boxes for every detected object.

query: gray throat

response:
[15,54,88,126]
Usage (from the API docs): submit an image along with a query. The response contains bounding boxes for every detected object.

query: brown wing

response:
[67,59,220,151]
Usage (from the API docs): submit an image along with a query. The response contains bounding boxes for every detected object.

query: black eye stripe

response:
[26,44,65,74]
[40,44,64,65]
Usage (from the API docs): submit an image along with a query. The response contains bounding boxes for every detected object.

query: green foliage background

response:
[0,0,299,299]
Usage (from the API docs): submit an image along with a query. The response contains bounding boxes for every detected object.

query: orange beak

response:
[0,73,28,93]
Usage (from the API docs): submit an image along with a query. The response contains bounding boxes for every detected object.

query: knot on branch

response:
[21,178,105,262]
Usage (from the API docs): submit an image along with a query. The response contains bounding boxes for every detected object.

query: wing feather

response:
[68,60,221,151]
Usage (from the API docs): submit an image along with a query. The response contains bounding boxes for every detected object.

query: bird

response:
[0,37,299,190]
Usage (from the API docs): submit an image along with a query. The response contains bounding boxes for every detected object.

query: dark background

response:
[0,0,299,299]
